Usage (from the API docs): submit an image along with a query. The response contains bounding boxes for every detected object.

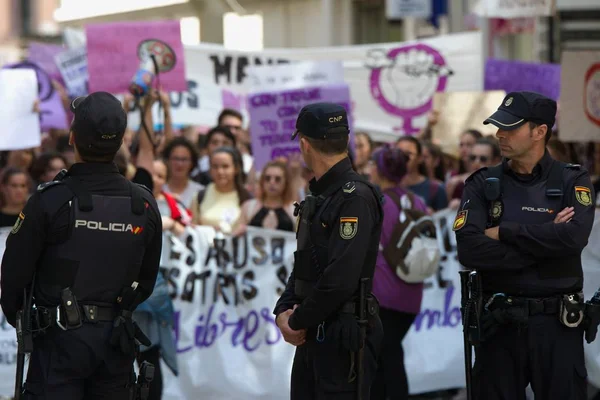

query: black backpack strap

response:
[129,182,146,216]
[546,160,566,199]
[63,178,93,212]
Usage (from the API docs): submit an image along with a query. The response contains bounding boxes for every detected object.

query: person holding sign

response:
[274,103,384,400]
[455,91,596,400]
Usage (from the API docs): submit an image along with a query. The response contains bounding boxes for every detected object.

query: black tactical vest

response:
[482,161,582,296]
[293,178,382,299]
[36,181,148,307]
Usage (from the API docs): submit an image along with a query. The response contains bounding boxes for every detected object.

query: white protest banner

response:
[246,60,344,92]
[127,76,224,131]
[559,51,600,142]
[160,216,466,398]
[0,69,41,150]
[54,46,88,98]
[474,0,554,19]
[386,0,432,19]
[3,211,600,397]
[183,31,482,141]
[160,226,296,400]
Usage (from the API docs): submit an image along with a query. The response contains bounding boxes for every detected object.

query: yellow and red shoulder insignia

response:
[453,210,468,231]
[575,186,592,206]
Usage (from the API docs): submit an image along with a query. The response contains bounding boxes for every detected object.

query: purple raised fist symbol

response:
[367,43,452,135]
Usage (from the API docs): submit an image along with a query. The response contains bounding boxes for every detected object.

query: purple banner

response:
[248,85,352,172]
[27,42,65,85]
[484,58,561,100]
[3,62,68,131]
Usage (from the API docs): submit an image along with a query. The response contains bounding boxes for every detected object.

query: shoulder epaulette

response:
[37,180,64,192]
[134,182,153,195]
[342,181,356,196]
[565,163,581,170]
[465,166,488,184]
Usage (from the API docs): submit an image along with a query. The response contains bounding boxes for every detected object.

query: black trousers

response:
[291,315,384,400]
[23,323,134,400]
[473,314,587,400]
[370,308,416,400]
[136,346,163,400]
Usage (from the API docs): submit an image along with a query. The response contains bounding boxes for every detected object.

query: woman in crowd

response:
[455,129,483,177]
[368,145,428,400]
[2,149,36,172]
[0,168,30,228]
[354,132,374,176]
[447,137,501,208]
[235,160,295,233]
[162,137,204,209]
[192,126,236,186]
[421,141,446,184]
[29,152,68,186]
[396,136,448,212]
[191,146,251,233]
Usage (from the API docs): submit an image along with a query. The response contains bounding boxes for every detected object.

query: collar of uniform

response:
[68,162,120,176]
[502,150,553,177]
[308,157,352,195]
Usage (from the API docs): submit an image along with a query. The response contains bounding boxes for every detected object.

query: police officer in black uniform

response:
[455,91,595,400]
[0,92,162,399]
[274,103,384,400]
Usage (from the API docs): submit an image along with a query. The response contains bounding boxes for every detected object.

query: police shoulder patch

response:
[339,217,358,239]
[11,212,25,234]
[342,182,356,195]
[575,186,592,206]
[37,180,63,192]
[453,210,468,231]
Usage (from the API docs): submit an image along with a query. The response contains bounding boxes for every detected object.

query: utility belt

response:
[32,304,117,333]
[339,296,380,319]
[483,292,585,328]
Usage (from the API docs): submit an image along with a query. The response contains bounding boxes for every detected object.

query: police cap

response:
[291,102,349,140]
[70,92,127,156]
[483,91,557,131]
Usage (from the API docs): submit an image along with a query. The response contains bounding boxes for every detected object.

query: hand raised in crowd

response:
[32,99,40,114]
[276,305,306,346]
[554,207,574,224]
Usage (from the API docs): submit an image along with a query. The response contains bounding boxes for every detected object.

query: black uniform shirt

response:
[282,158,382,330]
[0,162,162,326]
[455,152,595,295]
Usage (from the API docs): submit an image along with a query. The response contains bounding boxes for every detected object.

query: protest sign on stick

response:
[86,20,187,94]
[484,59,561,100]
[248,85,352,172]
[55,47,88,98]
[0,69,41,150]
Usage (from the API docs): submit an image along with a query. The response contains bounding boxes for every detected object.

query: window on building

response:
[180,16,200,45]
[223,12,263,51]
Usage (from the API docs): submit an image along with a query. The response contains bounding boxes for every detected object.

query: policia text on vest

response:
[455,90,599,400]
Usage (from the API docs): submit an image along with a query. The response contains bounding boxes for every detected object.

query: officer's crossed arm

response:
[0,194,46,327]
[455,173,536,271]
[288,192,378,330]
[498,169,595,257]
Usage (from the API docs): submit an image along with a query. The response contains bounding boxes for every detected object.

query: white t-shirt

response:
[162,180,204,209]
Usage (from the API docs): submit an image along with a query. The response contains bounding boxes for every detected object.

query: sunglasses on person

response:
[469,154,489,163]
[264,175,283,183]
